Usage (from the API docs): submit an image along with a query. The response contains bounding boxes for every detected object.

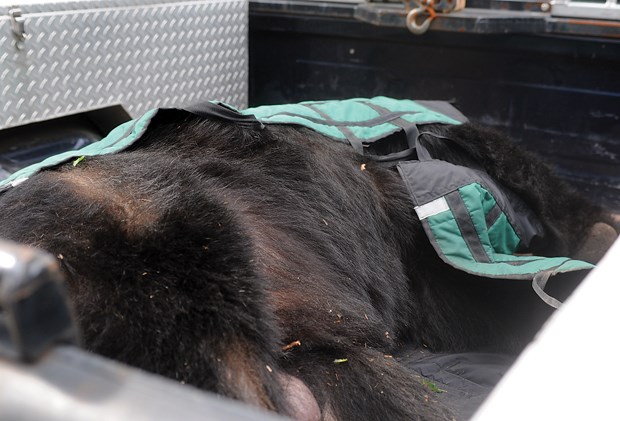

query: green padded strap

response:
[242,97,463,149]
[0,109,160,192]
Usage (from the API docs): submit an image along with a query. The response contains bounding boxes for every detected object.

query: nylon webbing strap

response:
[532,271,562,308]
[485,203,503,230]
[184,102,264,129]
[362,101,426,162]
[255,110,429,129]
[445,191,492,264]
[361,101,419,149]
[414,137,433,161]
[303,104,365,155]
[300,102,422,156]
[247,99,457,159]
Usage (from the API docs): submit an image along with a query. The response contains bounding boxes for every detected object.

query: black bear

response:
[0,99,616,421]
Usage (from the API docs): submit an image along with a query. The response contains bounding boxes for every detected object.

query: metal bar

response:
[354,4,548,33]
[0,345,288,421]
[552,1,620,20]
[251,0,620,37]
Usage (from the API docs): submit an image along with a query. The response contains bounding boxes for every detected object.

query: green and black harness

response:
[0,97,593,307]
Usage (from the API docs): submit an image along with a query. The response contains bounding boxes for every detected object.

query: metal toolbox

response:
[0,0,248,131]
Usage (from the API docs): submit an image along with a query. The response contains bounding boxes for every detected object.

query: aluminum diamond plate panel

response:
[0,0,248,130]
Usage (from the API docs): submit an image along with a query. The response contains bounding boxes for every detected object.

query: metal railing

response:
[552,0,620,19]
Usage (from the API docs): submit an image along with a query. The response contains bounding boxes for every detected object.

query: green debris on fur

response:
[333,358,348,364]
[72,156,85,167]
[422,379,446,393]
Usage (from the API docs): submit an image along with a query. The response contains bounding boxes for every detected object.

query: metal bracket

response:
[8,7,28,50]
[0,240,79,363]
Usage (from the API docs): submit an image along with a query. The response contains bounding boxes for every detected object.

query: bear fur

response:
[0,112,616,420]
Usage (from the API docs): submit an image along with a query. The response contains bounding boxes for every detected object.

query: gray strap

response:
[415,137,433,161]
[303,104,365,155]
[445,191,492,263]
[367,148,418,163]
[532,271,562,308]
[271,109,419,128]
[485,203,503,229]
[416,131,463,162]
[362,101,420,150]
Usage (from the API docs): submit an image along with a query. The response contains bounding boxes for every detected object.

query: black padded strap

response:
[183,102,264,129]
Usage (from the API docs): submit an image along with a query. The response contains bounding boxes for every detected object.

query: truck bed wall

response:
[249,9,620,211]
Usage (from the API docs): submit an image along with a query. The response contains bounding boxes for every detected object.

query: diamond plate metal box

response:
[0,0,248,130]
